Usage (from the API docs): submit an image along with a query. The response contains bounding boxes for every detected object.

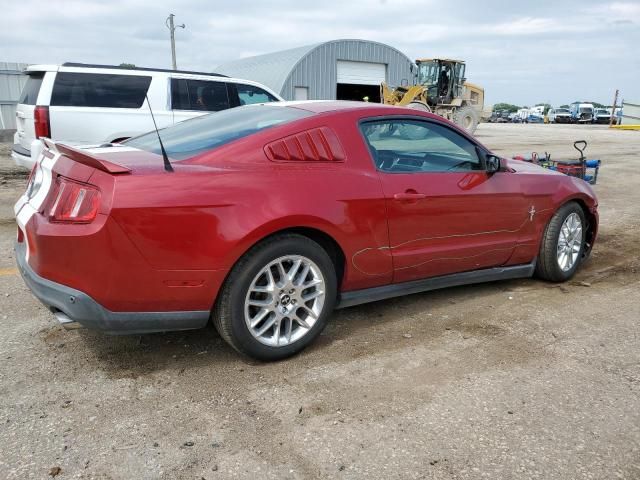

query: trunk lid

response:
[44,140,175,175]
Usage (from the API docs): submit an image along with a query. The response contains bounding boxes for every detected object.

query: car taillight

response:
[48,177,100,223]
[34,106,50,139]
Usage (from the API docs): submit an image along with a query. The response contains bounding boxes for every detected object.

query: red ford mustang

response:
[15,102,598,360]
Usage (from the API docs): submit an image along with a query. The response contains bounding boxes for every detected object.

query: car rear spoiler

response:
[41,138,131,174]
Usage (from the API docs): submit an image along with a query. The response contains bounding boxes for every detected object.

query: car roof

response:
[273,101,475,138]
[279,100,404,114]
[24,63,228,77]
[60,62,228,77]
[23,63,284,100]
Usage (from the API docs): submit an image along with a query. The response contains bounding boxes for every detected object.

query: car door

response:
[360,117,528,283]
[170,78,232,124]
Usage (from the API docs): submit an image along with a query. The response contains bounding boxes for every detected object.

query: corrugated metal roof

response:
[215,39,414,101]
[216,43,320,94]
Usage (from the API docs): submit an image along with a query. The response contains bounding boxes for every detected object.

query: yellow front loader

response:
[381,58,485,134]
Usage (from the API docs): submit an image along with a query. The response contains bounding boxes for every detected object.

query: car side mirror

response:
[485,154,502,174]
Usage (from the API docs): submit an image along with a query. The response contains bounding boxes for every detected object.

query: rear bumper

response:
[15,241,210,335]
[11,144,34,170]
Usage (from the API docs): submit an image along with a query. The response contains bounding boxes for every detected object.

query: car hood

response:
[505,158,565,176]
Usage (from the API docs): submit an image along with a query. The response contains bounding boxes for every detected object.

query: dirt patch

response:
[2,126,640,479]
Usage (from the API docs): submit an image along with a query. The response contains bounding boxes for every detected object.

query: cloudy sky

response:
[3,0,638,106]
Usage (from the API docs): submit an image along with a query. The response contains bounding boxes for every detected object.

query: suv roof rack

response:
[61,62,228,78]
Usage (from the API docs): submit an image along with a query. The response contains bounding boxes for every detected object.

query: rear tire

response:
[535,202,586,282]
[454,105,479,134]
[213,234,337,361]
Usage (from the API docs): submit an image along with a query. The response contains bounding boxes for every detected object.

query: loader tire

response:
[407,101,431,112]
[454,105,479,134]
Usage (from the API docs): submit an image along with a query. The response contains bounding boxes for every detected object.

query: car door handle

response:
[393,192,426,201]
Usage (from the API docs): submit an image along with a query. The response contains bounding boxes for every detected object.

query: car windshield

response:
[556,109,569,113]
[125,105,312,160]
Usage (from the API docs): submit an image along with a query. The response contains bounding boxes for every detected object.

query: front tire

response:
[213,234,337,361]
[535,202,586,282]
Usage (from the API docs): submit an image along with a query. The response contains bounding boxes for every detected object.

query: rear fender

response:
[226,215,347,268]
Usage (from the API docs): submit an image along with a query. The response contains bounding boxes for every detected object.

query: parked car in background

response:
[11,63,283,169]
[548,108,572,124]
[487,112,501,123]
[525,114,544,124]
[15,101,599,360]
[569,102,594,123]
[488,111,509,123]
[509,113,522,123]
[592,108,611,124]
[514,108,530,122]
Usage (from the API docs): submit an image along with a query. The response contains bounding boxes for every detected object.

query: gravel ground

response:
[0,124,639,479]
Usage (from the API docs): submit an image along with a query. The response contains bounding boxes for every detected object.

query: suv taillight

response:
[34,106,50,139]
[48,177,100,223]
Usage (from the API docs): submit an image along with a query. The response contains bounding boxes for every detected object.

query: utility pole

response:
[609,89,619,127]
[166,14,185,70]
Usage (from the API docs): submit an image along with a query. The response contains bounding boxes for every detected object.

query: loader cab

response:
[415,58,466,106]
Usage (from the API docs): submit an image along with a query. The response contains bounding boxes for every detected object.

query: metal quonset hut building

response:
[216,39,413,103]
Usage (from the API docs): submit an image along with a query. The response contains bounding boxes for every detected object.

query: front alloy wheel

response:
[556,213,583,272]
[535,202,586,282]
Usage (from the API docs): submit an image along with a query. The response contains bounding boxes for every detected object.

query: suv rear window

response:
[125,105,312,160]
[171,78,230,112]
[18,73,44,105]
[51,72,151,108]
[236,84,278,105]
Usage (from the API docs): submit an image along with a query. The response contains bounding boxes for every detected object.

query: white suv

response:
[12,63,283,169]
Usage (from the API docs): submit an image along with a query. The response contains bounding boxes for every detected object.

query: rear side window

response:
[236,83,278,105]
[171,79,230,111]
[125,105,312,160]
[51,73,151,108]
[18,73,44,105]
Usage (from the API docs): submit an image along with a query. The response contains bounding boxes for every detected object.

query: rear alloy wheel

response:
[535,202,586,282]
[245,255,326,347]
[213,234,337,361]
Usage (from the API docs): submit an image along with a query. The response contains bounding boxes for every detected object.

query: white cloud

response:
[1,0,638,106]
